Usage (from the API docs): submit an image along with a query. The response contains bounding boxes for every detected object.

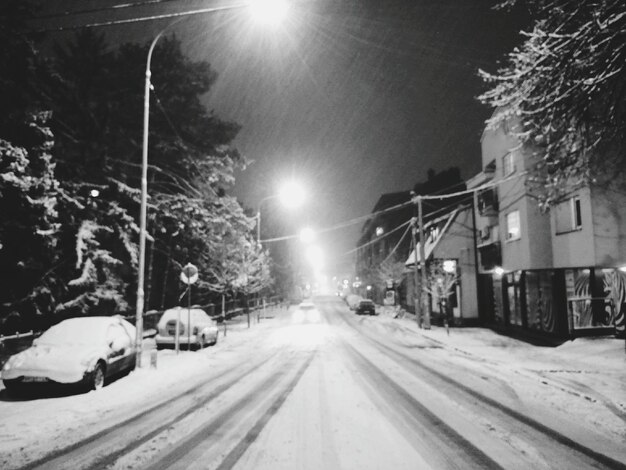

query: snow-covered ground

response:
[369,309,626,446]
[0,301,624,469]
[374,307,626,408]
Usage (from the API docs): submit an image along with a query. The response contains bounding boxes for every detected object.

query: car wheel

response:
[89,363,105,391]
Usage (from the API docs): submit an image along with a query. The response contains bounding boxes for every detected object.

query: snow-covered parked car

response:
[155,307,219,350]
[1,316,137,394]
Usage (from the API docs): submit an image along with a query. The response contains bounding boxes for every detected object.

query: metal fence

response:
[121,295,282,329]
[0,296,283,367]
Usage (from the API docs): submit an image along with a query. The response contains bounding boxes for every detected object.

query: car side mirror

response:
[109,337,125,351]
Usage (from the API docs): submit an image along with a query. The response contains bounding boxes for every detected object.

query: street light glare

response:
[300,227,316,244]
[306,245,324,270]
[249,0,289,26]
[278,180,305,209]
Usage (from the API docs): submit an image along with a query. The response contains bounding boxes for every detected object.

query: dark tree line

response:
[0,2,273,333]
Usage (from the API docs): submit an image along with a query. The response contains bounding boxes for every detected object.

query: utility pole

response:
[411,217,421,328]
[417,195,431,329]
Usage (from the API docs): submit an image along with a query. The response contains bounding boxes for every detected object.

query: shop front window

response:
[564,268,615,330]
[506,271,522,326]
[525,271,557,333]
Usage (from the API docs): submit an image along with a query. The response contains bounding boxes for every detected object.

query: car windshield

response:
[36,318,108,346]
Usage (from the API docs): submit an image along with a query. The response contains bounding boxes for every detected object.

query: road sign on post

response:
[180,263,199,285]
[180,263,198,352]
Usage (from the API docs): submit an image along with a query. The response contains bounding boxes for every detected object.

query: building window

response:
[477,188,499,215]
[428,225,440,243]
[503,153,515,176]
[505,210,520,241]
[555,197,583,234]
[573,197,582,229]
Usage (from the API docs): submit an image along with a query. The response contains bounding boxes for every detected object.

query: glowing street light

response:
[278,180,306,209]
[249,0,289,25]
[136,1,289,368]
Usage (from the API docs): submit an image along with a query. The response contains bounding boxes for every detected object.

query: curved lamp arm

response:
[135,3,248,367]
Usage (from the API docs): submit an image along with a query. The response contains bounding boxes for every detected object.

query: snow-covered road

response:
[1,296,625,469]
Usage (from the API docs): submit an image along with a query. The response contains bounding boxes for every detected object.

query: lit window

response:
[505,211,520,240]
[503,153,515,176]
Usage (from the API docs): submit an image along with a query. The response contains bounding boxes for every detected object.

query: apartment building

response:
[473,112,626,340]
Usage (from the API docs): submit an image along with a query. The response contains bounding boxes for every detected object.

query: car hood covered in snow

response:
[1,344,104,384]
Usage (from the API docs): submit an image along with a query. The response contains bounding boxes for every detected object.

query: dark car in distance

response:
[355,299,376,315]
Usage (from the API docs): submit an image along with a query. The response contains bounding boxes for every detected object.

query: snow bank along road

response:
[1,297,625,469]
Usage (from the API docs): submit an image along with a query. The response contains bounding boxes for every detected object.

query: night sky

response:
[38,0,528,275]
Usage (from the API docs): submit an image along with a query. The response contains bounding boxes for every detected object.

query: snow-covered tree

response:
[0,111,60,331]
[374,256,406,289]
[0,15,259,327]
[479,0,626,206]
[423,260,460,324]
[48,32,248,315]
[54,219,130,317]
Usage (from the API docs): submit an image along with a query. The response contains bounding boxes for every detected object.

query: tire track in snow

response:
[337,306,626,470]
[214,350,317,470]
[342,341,504,470]
[145,349,317,470]
[17,348,287,470]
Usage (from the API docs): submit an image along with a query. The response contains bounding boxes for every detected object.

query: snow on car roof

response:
[161,307,211,321]
[37,316,127,345]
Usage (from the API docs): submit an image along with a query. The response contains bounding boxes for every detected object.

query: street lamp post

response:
[135,1,287,367]
[135,20,180,369]
[256,181,306,244]
[256,194,276,245]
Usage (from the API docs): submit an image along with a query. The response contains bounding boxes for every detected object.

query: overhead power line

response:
[343,219,411,256]
[33,0,193,21]
[262,170,528,246]
[36,2,249,32]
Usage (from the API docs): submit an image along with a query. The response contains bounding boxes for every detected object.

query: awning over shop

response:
[405,209,458,267]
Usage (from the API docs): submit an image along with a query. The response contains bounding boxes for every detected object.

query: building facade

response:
[404,206,479,325]
[355,191,414,303]
[474,113,626,340]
